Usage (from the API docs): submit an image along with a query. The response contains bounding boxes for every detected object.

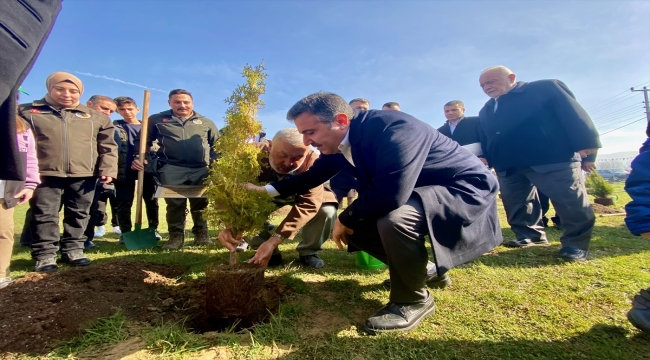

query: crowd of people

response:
[1,65,649,336]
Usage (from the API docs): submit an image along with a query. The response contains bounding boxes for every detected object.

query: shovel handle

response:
[229,251,238,266]
[135,90,151,225]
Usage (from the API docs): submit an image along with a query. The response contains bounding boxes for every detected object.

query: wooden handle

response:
[134,90,151,225]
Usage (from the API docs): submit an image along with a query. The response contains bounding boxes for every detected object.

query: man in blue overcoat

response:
[239,92,502,334]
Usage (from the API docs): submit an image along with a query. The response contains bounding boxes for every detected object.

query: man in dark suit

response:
[437,100,486,161]
[243,92,502,335]
[478,65,600,261]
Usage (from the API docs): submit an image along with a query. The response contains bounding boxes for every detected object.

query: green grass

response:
[6,181,650,359]
[51,311,130,358]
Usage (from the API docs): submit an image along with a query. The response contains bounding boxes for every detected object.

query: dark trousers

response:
[97,195,118,227]
[347,195,434,304]
[538,192,561,227]
[158,164,208,234]
[114,169,159,233]
[20,197,63,247]
[498,164,594,250]
[83,182,116,243]
[30,176,97,260]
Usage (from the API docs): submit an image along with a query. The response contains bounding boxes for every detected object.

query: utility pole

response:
[631,86,650,124]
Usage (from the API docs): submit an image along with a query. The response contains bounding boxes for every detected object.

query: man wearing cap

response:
[131,89,219,249]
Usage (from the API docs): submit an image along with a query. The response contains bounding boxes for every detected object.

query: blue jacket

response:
[271,110,503,274]
[625,139,650,235]
[478,80,601,172]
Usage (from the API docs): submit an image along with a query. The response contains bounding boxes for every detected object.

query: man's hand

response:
[100,176,113,184]
[478,157,489,166]
[332,218,353,250]
[582,161,596,173]
[247,236,282,267]
[131,158,147,171]
[14,188,33,206]
[577,148,598,158]
[217,228,242,252]
[245,183,265,192]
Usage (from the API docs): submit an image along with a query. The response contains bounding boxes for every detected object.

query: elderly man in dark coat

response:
[478,65,600,262]
[246,92,502,335]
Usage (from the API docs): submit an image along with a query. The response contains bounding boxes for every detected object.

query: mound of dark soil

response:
[0,260,185,355]
[592,203,624,214]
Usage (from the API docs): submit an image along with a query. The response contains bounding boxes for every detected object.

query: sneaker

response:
[0,277,14,289]
[112,226,122,235]
[236,240,249,252]
[154,230,162,241]
[162,232,185,250]
[94,225,106,238]
[61,250,91,267]
[299,254,325,269]
[84,240,98,250]
[34,257,58,272]
[364,292,436,335]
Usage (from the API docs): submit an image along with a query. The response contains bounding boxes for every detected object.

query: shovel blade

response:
[122,225,158,250]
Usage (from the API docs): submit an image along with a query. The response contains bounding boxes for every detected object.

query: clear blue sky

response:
[20,0,650,155]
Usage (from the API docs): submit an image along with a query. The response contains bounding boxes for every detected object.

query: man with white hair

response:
[218,128,338,269]
[477,65,600,261]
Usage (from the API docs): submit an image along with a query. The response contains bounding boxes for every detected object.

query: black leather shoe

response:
[61,250,91,266]
[34,257,58,272]
[506,238,549,247]
[628,288,650,332]
[558,247,588,261]
[364,292,435,335]
[382,272,451,290]
[299,254,325,269]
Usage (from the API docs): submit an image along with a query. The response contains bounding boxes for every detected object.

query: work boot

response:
[61,250,91,267]
[34,257,58,272]
[193,229,213,246]
[162,232,185,250]
[628,287,650,332]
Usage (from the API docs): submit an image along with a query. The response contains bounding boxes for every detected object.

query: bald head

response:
[479,65,517,99]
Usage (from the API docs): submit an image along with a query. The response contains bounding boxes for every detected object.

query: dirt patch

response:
[0,260,291,357]
[304,309,353,336]
[182,275,292,333]
[592,203,624,214]
[0,260,184,355]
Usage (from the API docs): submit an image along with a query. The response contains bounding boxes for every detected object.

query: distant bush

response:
[586,171,614,199]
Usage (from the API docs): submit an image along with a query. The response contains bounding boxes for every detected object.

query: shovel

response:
[122,90,158,250]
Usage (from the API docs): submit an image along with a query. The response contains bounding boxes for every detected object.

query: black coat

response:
[478,80,601,172]
[0,0,61,181]
[272,110,503,274]
[438,116,484,156]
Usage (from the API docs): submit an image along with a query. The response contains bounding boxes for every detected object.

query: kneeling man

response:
[218,128,338,269]
[247,92,502,334]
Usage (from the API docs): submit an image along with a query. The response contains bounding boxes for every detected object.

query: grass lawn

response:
[6,182,650,359]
